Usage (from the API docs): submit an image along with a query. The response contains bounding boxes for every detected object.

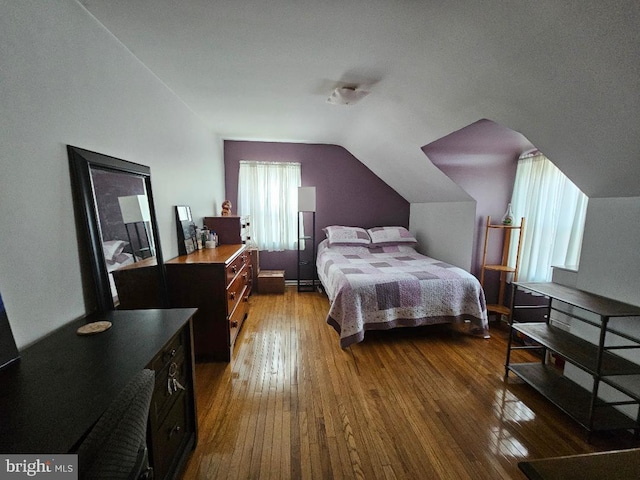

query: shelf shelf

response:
[483,264,516,273]
[604,375,640,400]
[513,323,640,376]
[514,282,640,318]
[487,304,511,316]
[508,363,639,432]
[487,224,523,230]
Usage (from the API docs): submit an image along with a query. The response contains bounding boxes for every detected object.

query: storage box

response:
[258,270,285,294]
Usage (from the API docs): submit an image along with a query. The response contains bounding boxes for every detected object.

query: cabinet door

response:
[204,216,242,244]
[147,327,196,480]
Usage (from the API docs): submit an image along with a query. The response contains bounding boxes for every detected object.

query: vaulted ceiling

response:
[79,0,640,202]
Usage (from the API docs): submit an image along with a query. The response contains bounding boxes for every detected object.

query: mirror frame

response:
[68,145,168,312]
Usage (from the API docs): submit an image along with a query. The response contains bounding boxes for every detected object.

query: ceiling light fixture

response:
[327,86,369,105]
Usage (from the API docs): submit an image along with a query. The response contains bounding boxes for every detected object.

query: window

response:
[509,153,588,282]
[237,161,301,251]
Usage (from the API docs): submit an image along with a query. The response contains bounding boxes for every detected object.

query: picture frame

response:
[175,205,198,255]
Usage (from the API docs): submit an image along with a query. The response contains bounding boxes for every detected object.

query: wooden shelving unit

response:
[480,215,525,317]
[505,281,640,436]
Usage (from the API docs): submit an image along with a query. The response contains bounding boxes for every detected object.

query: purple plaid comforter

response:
[317,240,489,347]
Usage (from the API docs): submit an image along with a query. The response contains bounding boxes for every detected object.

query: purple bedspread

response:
[317,240,489,347]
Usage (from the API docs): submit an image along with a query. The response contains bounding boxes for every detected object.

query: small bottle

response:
[195,227,202,249]
[502,203,514,225]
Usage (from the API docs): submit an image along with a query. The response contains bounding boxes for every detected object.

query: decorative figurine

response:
[221,200,232,216]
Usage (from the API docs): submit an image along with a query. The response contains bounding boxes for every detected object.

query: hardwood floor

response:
[182,287,639,479]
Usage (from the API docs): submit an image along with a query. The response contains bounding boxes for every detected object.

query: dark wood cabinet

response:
[204,216,251,245]
[0,309,198,480]
[147,322,195,480]
[165,244,251,361]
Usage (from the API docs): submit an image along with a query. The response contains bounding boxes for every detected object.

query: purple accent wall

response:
[224,141,409,279]
[422,119,533,305]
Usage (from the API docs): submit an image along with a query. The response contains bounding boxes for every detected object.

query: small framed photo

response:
[175,205,198,255]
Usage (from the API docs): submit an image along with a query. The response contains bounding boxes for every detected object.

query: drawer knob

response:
[162,348,177,363]
[230,320,238,328]
[231,266,237,274]
[230,292,236,300]
[169,425,182,438]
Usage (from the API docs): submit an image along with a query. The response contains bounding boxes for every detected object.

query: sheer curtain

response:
[510,153,588,282]
[237,161,301,251]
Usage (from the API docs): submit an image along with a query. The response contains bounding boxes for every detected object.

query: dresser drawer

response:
[151,351,187,426]
[225,251,249,285]
[150,331,184,372]
[226,263,250,314]
[229,292,248,347]
[151,392,189,480]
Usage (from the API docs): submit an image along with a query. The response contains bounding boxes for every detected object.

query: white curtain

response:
[237,161,301,251]
[510,154,588,282]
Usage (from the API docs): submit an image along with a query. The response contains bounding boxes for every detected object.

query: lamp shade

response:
[118,195,151,223]
[298,187,316,212]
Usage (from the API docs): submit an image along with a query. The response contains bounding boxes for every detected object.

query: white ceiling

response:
[79,0,640,201]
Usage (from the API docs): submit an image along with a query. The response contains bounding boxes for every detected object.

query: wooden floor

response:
[182,287,639,479]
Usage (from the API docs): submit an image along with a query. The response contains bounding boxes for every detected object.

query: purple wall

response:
[224,141,409,278]
[91,168,147,253]
[422,119,533,305]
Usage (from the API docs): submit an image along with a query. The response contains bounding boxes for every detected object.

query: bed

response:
[317,226,489,348]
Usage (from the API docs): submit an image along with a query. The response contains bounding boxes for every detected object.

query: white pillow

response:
[323,226,371,246]
[102,240,127,264]
[366,226,418,247]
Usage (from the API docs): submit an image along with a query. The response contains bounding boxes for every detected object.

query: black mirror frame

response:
[68,145,168,312]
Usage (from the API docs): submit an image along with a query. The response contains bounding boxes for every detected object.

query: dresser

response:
[165,244,251,361]
[0,308,198,480]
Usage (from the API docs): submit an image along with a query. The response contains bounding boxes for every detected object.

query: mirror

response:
[175,205,198,255]
[68,145,167,311]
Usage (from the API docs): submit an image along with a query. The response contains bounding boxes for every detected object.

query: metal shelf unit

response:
[505,281,640,436]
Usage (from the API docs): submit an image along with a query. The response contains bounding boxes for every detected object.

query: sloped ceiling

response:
[79,0,640,201]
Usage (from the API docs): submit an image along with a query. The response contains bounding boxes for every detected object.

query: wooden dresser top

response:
[165,244,245,265]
